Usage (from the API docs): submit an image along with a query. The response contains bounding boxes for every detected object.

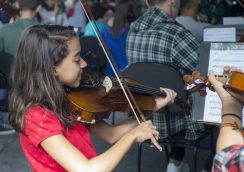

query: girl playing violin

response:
[8,25,177,172]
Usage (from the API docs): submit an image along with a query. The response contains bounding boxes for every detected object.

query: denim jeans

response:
[0,89,7,122]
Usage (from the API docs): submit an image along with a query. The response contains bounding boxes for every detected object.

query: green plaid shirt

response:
[126,7,204,140]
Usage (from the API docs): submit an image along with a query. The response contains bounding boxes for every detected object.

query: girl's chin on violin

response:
[62,75,82,88]
[72,75,82,88]
[64,81,80,88]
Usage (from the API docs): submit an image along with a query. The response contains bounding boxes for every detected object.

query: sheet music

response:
[203,27,236,42]
[203,43,244,126]
[223,17,244,25]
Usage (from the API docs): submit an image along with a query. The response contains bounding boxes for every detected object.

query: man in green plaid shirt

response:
[126,0,205,171]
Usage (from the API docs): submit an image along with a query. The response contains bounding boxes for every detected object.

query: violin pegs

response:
[183,75,194,83]
[192,70,201,79]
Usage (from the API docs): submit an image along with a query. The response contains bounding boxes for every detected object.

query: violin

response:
[0,0,19,19]
[66,74,191,124]
[183,70,244,104]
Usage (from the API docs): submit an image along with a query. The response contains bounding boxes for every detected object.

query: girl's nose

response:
[80,58,87,68]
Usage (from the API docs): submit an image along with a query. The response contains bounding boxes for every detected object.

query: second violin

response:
[183,70,244,103]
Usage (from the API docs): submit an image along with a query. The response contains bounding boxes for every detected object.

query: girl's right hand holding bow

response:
[128,120,162,151]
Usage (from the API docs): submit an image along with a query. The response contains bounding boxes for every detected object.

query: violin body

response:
[66,87,110,124]
[66,77,156,124]
[224,71,244,104]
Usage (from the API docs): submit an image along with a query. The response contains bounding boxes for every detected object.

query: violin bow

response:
[78,0,146,124]
[236,0,244,8]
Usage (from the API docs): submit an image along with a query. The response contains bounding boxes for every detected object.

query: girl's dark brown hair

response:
[9,25,77,133]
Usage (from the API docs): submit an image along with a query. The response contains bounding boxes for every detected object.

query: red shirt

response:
[20,106,96,172]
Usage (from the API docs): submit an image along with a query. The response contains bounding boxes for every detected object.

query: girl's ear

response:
[53,67,59,77]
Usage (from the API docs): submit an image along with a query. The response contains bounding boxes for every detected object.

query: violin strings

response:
[111,79,159,93]
[112,80,159,94]
[129,84,163,95]
[112,80,165,96]
[112,80,188,106]
[124,83,163,95]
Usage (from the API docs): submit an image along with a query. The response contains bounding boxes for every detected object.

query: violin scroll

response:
[183,70,215,96]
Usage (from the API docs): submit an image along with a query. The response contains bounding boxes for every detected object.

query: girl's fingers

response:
[223,66,230,74]
[142,121,161,148]
[151,129,159,138]
[208,71,231,99]
[230,66,238,72]
[150,135,162,151]
[146,120,152,125]
[160,88,177,102]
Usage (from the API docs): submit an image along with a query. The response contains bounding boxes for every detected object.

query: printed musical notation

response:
[203,43,244,126]
[203,27,236,42]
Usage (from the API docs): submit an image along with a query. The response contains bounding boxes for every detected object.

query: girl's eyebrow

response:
[73,51,81,57]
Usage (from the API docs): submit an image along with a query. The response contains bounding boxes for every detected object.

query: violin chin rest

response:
[77,116,96,124]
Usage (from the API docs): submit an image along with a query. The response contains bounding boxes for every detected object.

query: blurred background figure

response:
[176,0,210,42]
[67,0,87,32]
[0,0,19,24]
[39,0,69,25]
[0,0,41,135]
[101,0,142,77]
[0,5,12,24]
[83,2,109,37]
[0,0,41,56]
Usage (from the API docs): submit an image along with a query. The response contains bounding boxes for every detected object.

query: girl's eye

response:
[75,58,81,63]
